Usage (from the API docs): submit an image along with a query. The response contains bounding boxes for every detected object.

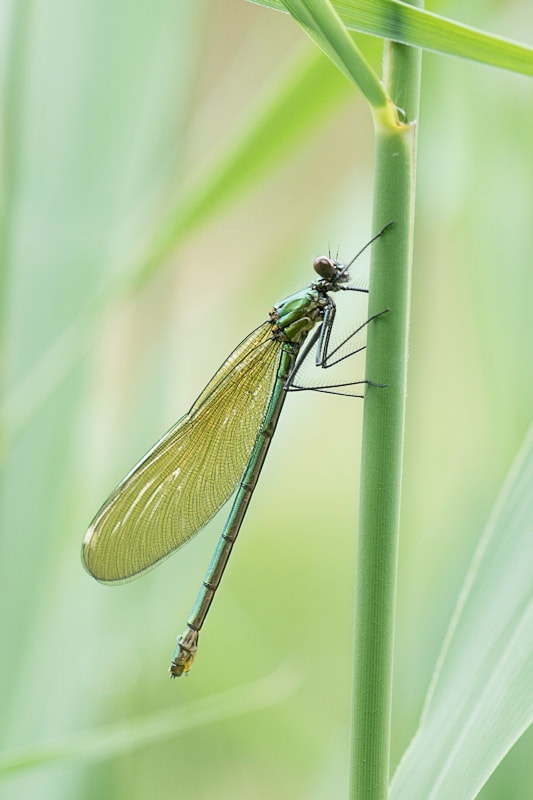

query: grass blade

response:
[391,426,533,799]
[252,0,533,75]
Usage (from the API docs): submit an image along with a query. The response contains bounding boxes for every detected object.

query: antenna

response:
[342,221,395,274]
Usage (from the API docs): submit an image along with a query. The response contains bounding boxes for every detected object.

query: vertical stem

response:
[350,26,422,800]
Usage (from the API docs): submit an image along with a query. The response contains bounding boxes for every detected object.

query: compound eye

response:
[313,256,337,280]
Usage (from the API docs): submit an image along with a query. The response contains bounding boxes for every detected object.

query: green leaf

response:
[276,0,389,109]
[250,0,533,76]
[390,426,533,799]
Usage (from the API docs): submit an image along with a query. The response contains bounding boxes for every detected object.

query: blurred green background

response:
[1,1,533,798]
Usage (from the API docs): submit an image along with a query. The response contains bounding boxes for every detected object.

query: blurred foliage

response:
[1,1,532,799]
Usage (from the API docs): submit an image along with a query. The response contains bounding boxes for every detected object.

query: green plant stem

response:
[350,34,422,800]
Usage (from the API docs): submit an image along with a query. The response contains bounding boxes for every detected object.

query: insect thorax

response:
[270,286,328,345]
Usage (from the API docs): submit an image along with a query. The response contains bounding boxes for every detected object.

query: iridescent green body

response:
[82,248,378,676]
[169,281,335,676]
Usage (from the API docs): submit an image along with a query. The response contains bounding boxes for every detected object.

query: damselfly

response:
[82,224,392,676]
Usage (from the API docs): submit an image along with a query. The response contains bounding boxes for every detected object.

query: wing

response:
[82,322,282,583]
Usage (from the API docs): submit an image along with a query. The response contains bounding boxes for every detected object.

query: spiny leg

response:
[318,308,390,369]
[286,308,390,396]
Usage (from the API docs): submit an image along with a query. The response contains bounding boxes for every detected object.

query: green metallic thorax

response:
[270,283,330,345]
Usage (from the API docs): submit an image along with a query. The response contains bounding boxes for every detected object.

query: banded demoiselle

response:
[82,225,392,677]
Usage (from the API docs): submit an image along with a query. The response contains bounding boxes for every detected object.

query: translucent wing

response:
[83,322,282,583]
